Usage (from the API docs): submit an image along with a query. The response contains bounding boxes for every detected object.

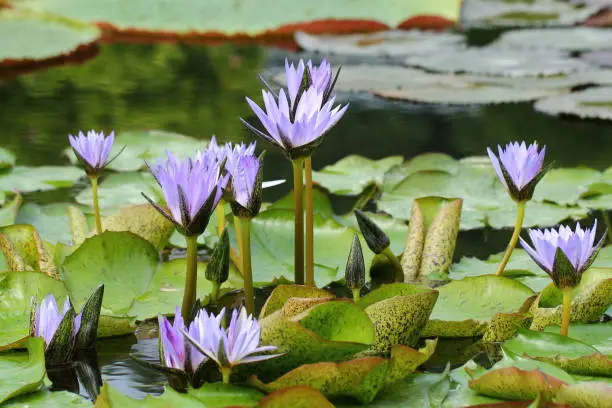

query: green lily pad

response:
[75,172,161,215]
[0,271,68,350]
[312,155,403,196]
[504,329,612,377]
[65,129,206,172]
[3,389,91,407]
[0,224,58,277]
[15,0,461,36]
[554,382,612,408]
[383,153,460,192]
[422,275,535,337]
[259,285,333,319]
[94,383,204,407]
[183,383,264,407]
[334,211,408,255]
[495,27,612,52]
[442,361,506,407]
[257,385,333,408]
[0,166,83,193]
[544,322,612,355]
[404,47,589,77]
[0,147,16,170]
[482,312,533,343]
[0,337,45,405]
[0,8,100,65]
[295,30,464,57]
[101,204,174,250]
[250,340,436,404]
[535,86,612,120]
[534,167,602,205]
[357,283,438,352]
[61,231,158,316]
[266,189,335,219]
[0,194,22,228]
[583,50,612,68]
[15,203,89,245]
[257,300,374,378]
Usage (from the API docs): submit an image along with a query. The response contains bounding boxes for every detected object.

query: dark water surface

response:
[2,40,612,398]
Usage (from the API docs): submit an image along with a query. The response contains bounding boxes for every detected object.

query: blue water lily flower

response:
[69,130,122,175]
[32,294,81,349]
[224,141,264,218]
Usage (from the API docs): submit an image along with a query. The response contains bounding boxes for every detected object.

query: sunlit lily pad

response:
[404,47,589,77]
[0,338,45,405]
[250,340,436,404]
[0,224,58,277]
[0,194,22,228]
[460,69,612,90]
[312,155,403,196]
[422,275,535,337]
[554,381,612,408]
[535,86,612,120]
[544,322,612,355]
[0,9,100,66]
[101,204,174,250]
[259,285,333,319]
[534,167,602,205]
[495,26,612,51]
[15,202,90,245]
[295,30,464,57]
[0,166,83,193]
[582,50,612,68]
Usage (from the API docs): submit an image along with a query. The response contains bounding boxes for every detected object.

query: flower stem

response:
[234,215,243,271]
[495,201,526,276]
[211,281,220,303]
[602,210,612,244]
[215,199,226,237]
[561,288,573,336]
[305,157,315,287]
[292,158,305,285]
[237,217,254,315]
[221,367,232,384]
[181,235,199,320]
[382,246,404,282]
[89,175,103,235]
[352,288,361,302]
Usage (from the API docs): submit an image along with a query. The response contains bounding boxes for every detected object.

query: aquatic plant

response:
[205,227,230,303]
[68,130,122,234]
[344,234,365,301]
[520,221,605,336]
[487,141,548,276]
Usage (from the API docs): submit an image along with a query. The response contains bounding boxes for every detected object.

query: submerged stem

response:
[181,235,199,320]
[495,201,526,276]
[561,288,572,336]
[237,217,254,315]
[292,158,305,285]
[305,157,315,287]
[90,175,103,235]
[216,200,226,237]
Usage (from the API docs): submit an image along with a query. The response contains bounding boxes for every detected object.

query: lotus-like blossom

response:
[143,150,229,237]
[224,142,263,217]
[158,308,187,370]
[32,294,82,349]
[487,142,547,201]
[183,307,282,381]
[186,308,226,369]
[520,221,605,288]
[69,130,119,175]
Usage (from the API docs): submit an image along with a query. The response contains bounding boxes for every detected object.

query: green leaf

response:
[0,166,83,193]
[94,383,204,407]
[422,275,535,337]
[0,224,58,277]
[312,155,403,196]
[536,86,612,121]
[0,194,22,228]
[102,204,175,250]
[267,189,335,219]
[554,382,612,408]
[443,361,505,407]
[186,383,264,407]
[15,202,90,245]
[257,386,333,408]
[335,211,407,255]
[0,337,45,404]
[544,322,612,355]
[0,147,16,170]
[0,8,100,65]
[534,167,602,205]
[259,285,333,319]
[2,389,91,407]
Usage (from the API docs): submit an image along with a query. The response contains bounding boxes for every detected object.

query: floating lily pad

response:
[0,224,58,277]
[15,203,89,245]
[15,0,461,37]
[442,361,506,407]
[582,50,612,68]
[0,9,100,66]
[259,285,333,319]
[554,381,612,408]
[101,204,174,250]
[2,389,91,407]
[544,322,612,355]
[404,47,589,77]
[534,167,602,205]
[295,30,464,57]
[75,172,161,214]
[461,0,601,28]
[460,69,612,90]
[0,147,15,170]
[503,329,612,377]
[0,166,83,193]
[422,275,535,337]
[257,385,333,408]
[250,340,436,404]
[495,27,612,52]
[535,86,612,120]
[94,383,208,407]
[312,155,403,196]
[0,338,45,405]
[267,189,335,219]
[0,194,22,228]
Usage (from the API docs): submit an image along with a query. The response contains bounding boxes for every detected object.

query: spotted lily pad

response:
[249,340,437,404]
[422,275,535,337]
[0,224,58,277]
[101,204,174,250]
[0,338,45,405]
[404,47,589,77]
[0,166,83,193]
[295,30,464,57]
[535,86,612,120]
[257,386,333,408]
[554,381,612,408]
[259,285,333,319]
[312,155,403,196]
[0,8,100,66]
[495,26,612,52]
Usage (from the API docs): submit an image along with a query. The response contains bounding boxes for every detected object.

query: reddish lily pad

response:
[257,385,333,408]
[250,340,437,404]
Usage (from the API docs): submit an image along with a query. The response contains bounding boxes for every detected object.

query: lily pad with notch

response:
[535,86,612,120]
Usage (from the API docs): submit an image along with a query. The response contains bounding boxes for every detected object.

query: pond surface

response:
[2,36,612,399]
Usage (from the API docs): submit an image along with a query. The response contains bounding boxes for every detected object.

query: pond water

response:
[2,34,612,400]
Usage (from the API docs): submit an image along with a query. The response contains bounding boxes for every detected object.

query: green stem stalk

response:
[602,210,612,244]
[352,288,361,302]
[561,288,572,336]
[89,175,103,235]
[215,199,226,237]
[292,159,305,285]
[181,235,199,320]
[211,281,220,303]
[305,157,315,287]
[221,367,231,384]
[495,201,526,276]
[237,217,254,315]
[235,215,243,271]
[382,246,404,282]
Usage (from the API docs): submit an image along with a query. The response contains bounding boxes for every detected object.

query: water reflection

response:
[47,351,103,401]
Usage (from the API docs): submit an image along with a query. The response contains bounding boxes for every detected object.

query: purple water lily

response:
[487,141,547,201]
[183,307,282,383]
[224,142,263,217]
[144,150,229,237]
[187,308,226,369]
[520,221,605,289]
[32,294,82,349]
[158,308,187,370]
[69,130,119,175]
